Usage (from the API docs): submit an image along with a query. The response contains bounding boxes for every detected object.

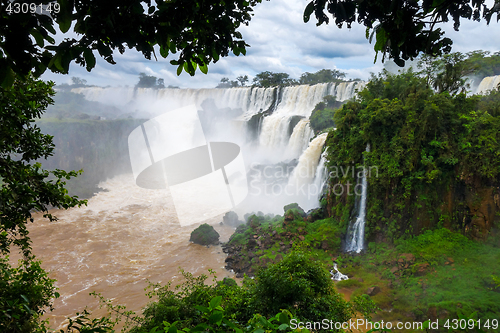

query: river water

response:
[27,174,235,330]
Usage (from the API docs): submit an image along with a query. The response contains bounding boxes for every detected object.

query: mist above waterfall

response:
[48,82,364,217]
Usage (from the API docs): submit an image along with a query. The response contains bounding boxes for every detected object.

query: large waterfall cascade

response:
[71,82,364,214]
[258,82,364,152]
[345,144,370,253]
[73,81,365,158]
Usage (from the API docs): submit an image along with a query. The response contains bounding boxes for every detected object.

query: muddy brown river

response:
[25,174,235,330]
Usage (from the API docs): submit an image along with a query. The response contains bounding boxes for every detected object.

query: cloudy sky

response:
[42,0,500,89]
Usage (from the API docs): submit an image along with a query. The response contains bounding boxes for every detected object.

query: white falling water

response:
[72,82,364,159]
[331,263,349,281]
[332,81,366,101]
[345,144,370,253]
[71,86,277,119]
[283,133,329,210]
[258,82,364,154]
[475,75,500,95]
[312,149,328,198]
[288,133,328,189]
[286,119,313,158]
[71,83,364,211]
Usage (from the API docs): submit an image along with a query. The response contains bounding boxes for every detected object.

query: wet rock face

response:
[283,203,307,217]
[327,173,500,241]
[189,223,220,245]
[366,286,381,296]
[463,182,499,239]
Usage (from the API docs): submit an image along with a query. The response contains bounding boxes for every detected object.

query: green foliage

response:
[344,229,500,323]
[299,69,346,85]
[120,259,354,333]
[395,229,471,265]
[0,0,263,84]
[417,52,474,95]
[0,257,57,333]
[283,203,306,217]
[351,294,380,321]
[58,308,117,333]
[108,253,359,333]
[309,95,343,133]
[304,218,342,251]
[250,251,353,325]
[161,300,299,333]
[0,75,90,332]
[325,69,500,239]
[216,77,239,88]
[491,275,500,290]
[136,73,164,89]
[189,224,220,245]
[304,0,500,66]
[236,75,249,87]
[252,72,298,88]
[0,76,86,256]
[464,50,500,80]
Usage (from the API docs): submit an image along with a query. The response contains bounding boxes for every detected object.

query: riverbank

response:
[219,206,500,330]
[22,174,236,330]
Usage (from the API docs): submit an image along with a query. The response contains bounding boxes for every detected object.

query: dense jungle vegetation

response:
[325,68,500,241]
[3,0,500,328]
[2,51,500,332]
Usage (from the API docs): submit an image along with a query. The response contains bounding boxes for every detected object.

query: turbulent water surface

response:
[26,82,375,328]
[27,174,235,329]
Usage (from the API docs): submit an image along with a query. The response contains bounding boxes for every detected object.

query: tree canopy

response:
[304,0,500,66]
[299,69,346,85]
[252,71,298,87]
[0,76,86,256]
[326,69,500,240]
[0,0,263,87]
[135,72,165,89]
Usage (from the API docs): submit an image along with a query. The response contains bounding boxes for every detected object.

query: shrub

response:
[189,224,220,245]
[249,251,353,326]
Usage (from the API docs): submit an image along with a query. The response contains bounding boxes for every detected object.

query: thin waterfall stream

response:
[345,144,370,253]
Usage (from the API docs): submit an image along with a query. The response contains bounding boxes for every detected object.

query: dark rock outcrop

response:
[190,223,220,245]
[367,286,381,296]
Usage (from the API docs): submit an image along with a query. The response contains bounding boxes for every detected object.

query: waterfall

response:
[288,133,328,189]
[72,82,364,158]
[331,263,349,281]
[312,149,328,198]
[69,83,363,214]
[71,86,276,119]
[345,144,370,253]
[282,133,328,210]
[258,82,364,155]
[286,119,313,158]
[476,75,500,95]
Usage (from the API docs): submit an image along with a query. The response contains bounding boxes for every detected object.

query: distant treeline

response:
[217,69,356,88]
